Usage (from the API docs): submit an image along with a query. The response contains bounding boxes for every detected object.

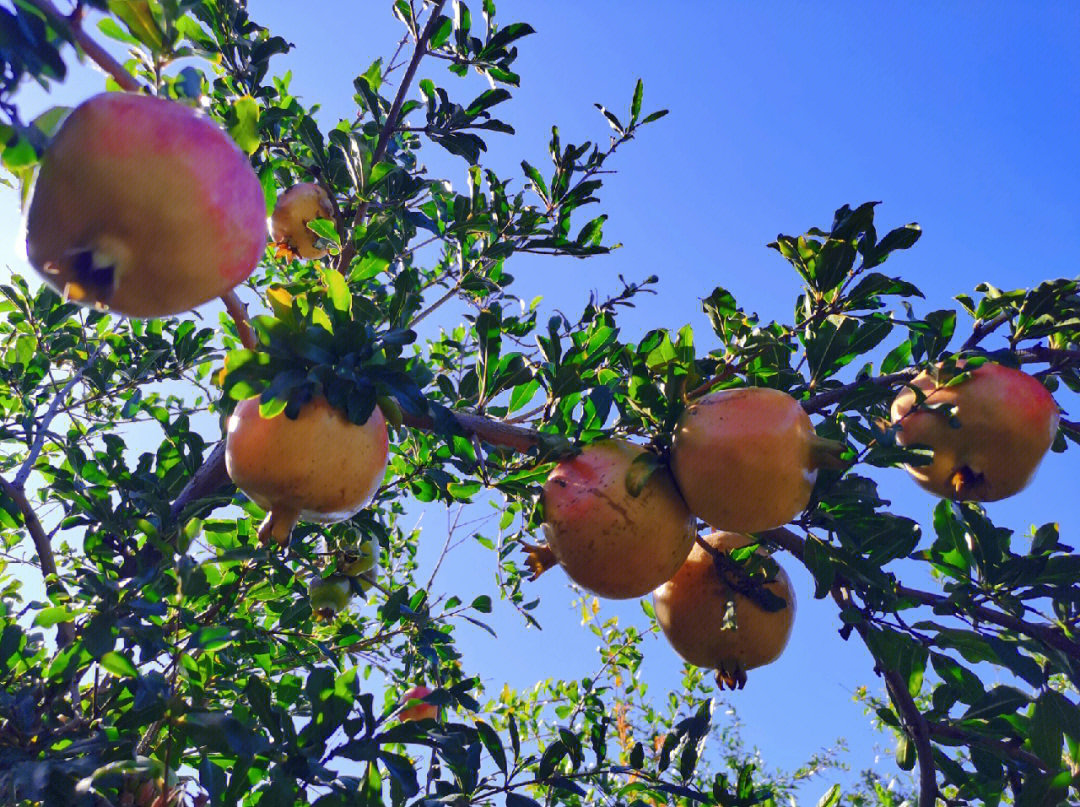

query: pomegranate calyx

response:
[520,540,558,580]
[715,665,747,691]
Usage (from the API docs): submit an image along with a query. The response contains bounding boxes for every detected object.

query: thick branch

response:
[23,0,143,92]
[831,585,937,805]
[926,720,1052,773]
[0,476,75,647]
[763,526,1080,660]
[335,0,448,274]
[167,408,543,524]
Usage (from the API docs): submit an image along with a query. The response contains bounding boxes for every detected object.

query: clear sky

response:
[3,0,1079,797]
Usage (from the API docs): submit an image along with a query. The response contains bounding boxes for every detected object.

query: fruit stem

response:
[258,507,299,547]
[808,434,849,470]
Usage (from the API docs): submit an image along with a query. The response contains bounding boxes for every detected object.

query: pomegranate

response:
[540,439,696,599]
[340,537,378,577]
[270,182,335,259]
[653,531,796,689]
[308,575,353,620]
[399,685,438,722]
[670,387,844,533]
[224,396,389,546]
[890,362,1059,501]
[25,92,266,318]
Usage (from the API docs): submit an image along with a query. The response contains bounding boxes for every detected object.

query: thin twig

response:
[23,0,143,92]
[16,345,103,487]
[335,0,449,274]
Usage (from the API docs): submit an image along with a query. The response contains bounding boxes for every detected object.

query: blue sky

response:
[3,0,1079,797]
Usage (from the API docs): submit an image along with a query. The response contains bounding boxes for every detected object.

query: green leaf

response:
[322,268,352,314]
[229,96,261,154]
[99,650,138,678]
[630,78,644,122]
[816,784,841,807]
[428,15,452,48]
[33,605,79,628]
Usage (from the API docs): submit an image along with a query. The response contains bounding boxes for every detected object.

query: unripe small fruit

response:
[270,183,335,259]
[541,440,696,599]
[25,92,266,317]
[890,362,1059,501]
[225,396,389,546]
[308,575,353,620]
[340,538,378,577]
[399,685,437,722]
[670,387,844,533]
[653,531,796,689]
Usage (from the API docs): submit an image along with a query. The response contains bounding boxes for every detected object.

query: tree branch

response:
[885,666,938,804]
[831,586,937,805]
[23,0,143,93]
[960,311,1010,351]
[221,290,257,350]
[926,720,1052,773]
[801,370,918,414]
[0,476,75,647]
[16,345,102,488]
[762,526,1080,661]
[335,0,449,274]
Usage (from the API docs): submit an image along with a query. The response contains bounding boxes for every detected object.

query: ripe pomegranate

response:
[890,362,1059,501]
[653,531,796,689]
[225,396,389,546]
[541,439,696,599]
[308,575,353,620]
[25,92,266,318]
[270,183,335,259]
[670,387,844,533]
[399,685,438,722]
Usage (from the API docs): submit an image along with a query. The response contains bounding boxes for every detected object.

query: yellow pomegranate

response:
[541,439,696,599]
[225,396,389,546]
[25,92,266,317]
[890,362,1059,501]
[653,531,796,689]
[270,183,335,259]
[670,387,844,533]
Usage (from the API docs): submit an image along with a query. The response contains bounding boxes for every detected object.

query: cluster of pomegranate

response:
[540,370,1059,687]
[26,92,1063,689]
